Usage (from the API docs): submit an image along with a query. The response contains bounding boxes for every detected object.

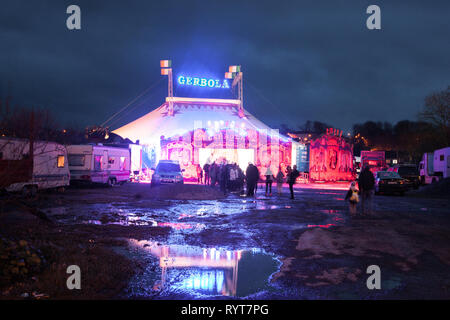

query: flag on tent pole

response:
[228,65,240,73]
[225,72,234,79]
[160,60,172,68]
[161,68,171,75]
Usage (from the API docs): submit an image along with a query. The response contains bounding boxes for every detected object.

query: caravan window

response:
[94,155,103,171]
[57,155,65,168]
[68,154,85,166]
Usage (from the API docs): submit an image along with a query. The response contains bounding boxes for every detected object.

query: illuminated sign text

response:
[177,76,230,89]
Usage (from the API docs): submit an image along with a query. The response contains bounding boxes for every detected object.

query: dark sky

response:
[0,0,449,133]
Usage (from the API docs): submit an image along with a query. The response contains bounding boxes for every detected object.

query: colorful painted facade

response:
[309,134,354,182]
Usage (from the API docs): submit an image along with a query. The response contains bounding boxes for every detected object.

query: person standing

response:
[196,164,203,184]
[229,163,238,191]
[245,163,257,196]
[237,165,245,193]
[357,166,375,215]
[288,165,300,199]
[253,164,260,194]
[203,163,210,185]
[275,166,285,196]
[264,166,274,196]
[219,162,229,195]
[209,162,217,187]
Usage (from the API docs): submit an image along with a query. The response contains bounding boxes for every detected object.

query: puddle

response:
[319,209,346,226]
[307,223,336,228]
[126,240,280,298]
[46,198,297,226]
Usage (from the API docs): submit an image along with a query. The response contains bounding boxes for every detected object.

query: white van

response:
[0,137,70,194]
[67,144,130,185]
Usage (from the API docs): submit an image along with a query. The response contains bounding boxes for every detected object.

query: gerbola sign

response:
[177,75,230,89]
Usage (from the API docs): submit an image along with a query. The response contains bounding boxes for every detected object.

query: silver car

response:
[151,160,184,186]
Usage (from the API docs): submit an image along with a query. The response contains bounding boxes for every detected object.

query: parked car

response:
[388,164,420,189]
[374,171,410,195]
[151,160,184,187]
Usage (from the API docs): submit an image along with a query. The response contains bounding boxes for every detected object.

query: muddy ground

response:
[1,182,449,299]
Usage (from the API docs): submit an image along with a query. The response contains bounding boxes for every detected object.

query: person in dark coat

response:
[219,163,229,195]
[253,164,260,194]
[357,166,375,215]
[288,165,300,199]
[203,163,210,185]
[209,162,217,187]
[245,163,258,196]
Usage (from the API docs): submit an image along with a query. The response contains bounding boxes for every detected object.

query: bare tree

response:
[419,86,450,146]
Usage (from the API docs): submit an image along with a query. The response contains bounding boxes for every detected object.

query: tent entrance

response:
[199,148,254,170]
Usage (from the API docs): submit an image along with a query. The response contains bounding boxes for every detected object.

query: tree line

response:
[1,86,449,163]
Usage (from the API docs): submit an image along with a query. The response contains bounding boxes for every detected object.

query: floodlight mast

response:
[168,68,173,116]
[226,65,244,118]
[234,72,244,117]
[160,60,174,116]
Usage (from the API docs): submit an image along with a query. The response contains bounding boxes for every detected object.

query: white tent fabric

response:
[112,98,286,145]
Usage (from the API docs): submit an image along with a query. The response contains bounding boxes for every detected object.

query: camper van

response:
[0,137,70,194]
[419,147,450,184]
[67,144,130,185]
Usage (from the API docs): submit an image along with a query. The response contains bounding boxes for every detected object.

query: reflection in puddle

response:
[47,198,298,227]
[319,209,346,226]
[128,240,280,298]
[307,223,335,228]
[157,222,205,231]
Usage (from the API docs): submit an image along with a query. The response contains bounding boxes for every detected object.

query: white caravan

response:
[0,137,70,194]
[67,144,130,185]
[419,147,450,184]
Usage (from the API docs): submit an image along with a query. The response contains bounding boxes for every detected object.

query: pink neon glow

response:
[309,134,354,182]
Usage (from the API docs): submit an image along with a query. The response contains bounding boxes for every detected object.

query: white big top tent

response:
[113,97,281,144]
[112,97,294,174]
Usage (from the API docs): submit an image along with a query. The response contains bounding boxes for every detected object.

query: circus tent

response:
[113,97,293,180]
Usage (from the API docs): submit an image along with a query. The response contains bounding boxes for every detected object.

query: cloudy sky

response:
[0,0,449,132]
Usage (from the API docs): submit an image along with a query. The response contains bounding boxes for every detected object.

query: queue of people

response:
[200,162,246,194]
[199,161,377,216]
[200,161,301,198]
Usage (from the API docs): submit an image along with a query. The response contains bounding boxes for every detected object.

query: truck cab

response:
[420,147,450,184]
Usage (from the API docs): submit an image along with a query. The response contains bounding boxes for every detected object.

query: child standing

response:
[345,181,359,215]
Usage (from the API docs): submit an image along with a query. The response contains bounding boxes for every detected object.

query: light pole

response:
[225,65,244,118]
[161,60,173,116]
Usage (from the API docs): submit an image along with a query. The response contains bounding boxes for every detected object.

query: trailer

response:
[0,137,70,194]
[419,147,450,184]
[67,144,130,185]
[360,150,386,173]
